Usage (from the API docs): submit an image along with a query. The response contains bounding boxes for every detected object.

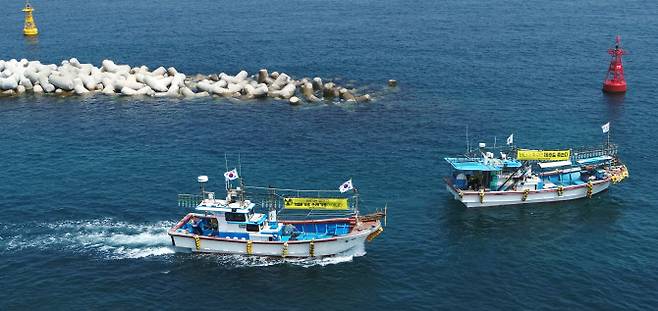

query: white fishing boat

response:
[169,173,385,257]
[444,127,628,208]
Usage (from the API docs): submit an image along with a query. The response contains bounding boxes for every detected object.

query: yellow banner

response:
[283,197,349,210]
[517,149,571,161]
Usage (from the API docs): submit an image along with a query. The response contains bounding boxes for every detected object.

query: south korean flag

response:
[224,169,239,181]
[339,179,354,193]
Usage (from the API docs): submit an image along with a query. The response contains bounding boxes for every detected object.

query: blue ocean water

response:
[1,0,658,309]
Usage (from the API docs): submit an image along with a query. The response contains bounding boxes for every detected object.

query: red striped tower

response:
[602,35,627,93]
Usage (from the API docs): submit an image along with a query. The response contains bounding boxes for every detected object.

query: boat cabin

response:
[446,148,617,192]
[175,185,353,242]
[176,187,285,241]
[445,154,523,191]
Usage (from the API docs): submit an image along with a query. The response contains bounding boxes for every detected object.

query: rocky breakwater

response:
[0,58,374,104]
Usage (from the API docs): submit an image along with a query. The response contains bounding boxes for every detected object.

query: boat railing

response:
[571,144,618,160]
[177,193,203,208]
[276,209,357,220]
[246,185,358,219]
[255,196,356,219]
[177,185,360,219]
[245,185,343,197]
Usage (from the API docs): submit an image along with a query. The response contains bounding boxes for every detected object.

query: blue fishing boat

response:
[169,173,385,257]
[444,128,628,207]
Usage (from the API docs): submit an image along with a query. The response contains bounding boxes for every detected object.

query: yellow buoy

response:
[309,239,315,257]
[22,1,39,36]
[246,240,253,255]
[193,235,201,250]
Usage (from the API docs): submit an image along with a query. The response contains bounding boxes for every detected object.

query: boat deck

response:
[541,171,589,188]
[175,216,352,241]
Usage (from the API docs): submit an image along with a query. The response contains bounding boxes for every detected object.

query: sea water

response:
[1,0,657,309]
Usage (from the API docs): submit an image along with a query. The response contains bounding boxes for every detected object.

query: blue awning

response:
[445,157,523,171]
[576,156,613,165]
[502,160,522,168]
[445,158,500,171]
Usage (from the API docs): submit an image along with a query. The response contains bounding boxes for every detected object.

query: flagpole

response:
[465,125,469,154]
[353,186,360,220]
[238,153,245,202]
[604,122,611,153]
[224,153,229,191]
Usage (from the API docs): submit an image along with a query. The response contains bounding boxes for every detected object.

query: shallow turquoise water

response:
[1,0,657,309]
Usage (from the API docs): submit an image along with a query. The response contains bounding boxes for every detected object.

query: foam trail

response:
[206,246,365,268]
[0,218,175,259]
[1,218,363,265]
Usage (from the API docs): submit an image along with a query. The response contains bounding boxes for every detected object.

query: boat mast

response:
[353,185,360,219]
[224,153,230,191]
[606,124,611,155]
[465,125,470,154]
[238,153,245,202]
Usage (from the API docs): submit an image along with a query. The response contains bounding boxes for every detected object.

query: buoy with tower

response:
[602,35,626,93]
[22,0,39,36]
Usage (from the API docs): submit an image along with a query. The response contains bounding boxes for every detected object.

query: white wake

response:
[1,218,365,266]
[1,218,175,259]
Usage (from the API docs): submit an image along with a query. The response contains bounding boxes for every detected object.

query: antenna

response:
[224,153,229,191]
[606,122,610,152]
[198,175,208,197]
[238,153,245,202]
[238,153,243,177]
[352,179,360,221]
[465,125,470,154]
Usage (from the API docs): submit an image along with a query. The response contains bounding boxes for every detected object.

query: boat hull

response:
[168,220,381,257]
[446,179,611,208]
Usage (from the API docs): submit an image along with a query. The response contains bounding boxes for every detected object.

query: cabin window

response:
[246,224,260,232]
[225,212,246,222]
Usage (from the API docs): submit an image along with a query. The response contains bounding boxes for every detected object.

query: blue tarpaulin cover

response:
[445,158,522,171]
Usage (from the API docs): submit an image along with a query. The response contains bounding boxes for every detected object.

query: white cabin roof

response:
[538,160,572,169]
[195,199,255,213]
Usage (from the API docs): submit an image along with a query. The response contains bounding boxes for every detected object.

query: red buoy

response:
[602,35,627,93]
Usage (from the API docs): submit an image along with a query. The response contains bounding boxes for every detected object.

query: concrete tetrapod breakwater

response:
[0,58,373,104]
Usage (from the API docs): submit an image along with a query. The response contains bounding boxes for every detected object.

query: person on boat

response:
[191,216,203,235]
[208,217,218,230]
